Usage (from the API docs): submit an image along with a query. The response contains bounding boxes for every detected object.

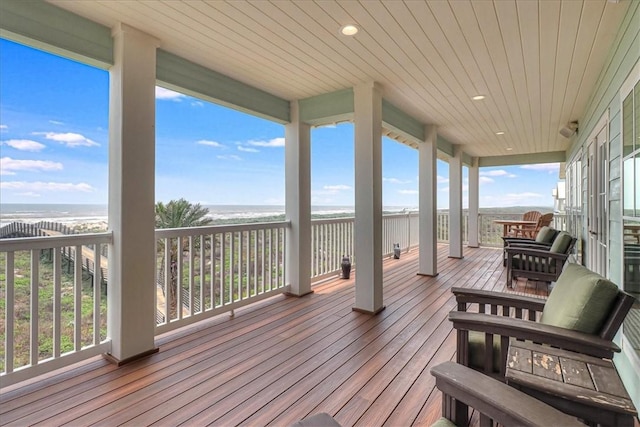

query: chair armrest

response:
[451,287,546,312]
[449,311,620,359]
[505,242,553,250]
[430,362,584,427]
[505,246,569,260]
[502,236,536,244]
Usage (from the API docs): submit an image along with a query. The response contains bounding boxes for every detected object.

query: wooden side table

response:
[506,340,637,427]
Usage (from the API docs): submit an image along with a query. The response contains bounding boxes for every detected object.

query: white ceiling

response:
[50,0,629,159]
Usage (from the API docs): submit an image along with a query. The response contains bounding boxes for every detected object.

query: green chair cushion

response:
[549,232,572,254]
[541,263,619,334]
[467,331,501,372]
[535,226,557,244]
[431,418,456,427]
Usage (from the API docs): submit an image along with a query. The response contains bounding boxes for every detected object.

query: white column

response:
[107,23,159,363]
[449,146,464,258]
[468,157,479,248]
[353,81,384,314]
[418,125,438,276]
[285,100,312,296]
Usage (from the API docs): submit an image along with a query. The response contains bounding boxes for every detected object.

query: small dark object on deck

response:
[341,255,351,279]
[290,412,341,427]
[393,243,401,259]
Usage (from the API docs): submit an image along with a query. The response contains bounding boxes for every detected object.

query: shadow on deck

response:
[0,244,549,426]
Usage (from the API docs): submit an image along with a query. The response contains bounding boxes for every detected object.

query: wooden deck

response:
[0,245,549,426]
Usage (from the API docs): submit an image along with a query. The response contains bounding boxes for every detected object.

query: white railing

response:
[476,212,568,247]
[0,232,112,387]
[311,212,426,280]
[155,221,289,334]
[435,211,469,243]
[311,217,354,280]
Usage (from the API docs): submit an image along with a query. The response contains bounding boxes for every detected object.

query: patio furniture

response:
[493,219,538,238]
[506,340,637,427]
[449,263,635,380]
[502,210,543,238]
[505,231,576,287]
[430,361,583,427]
[501,226,559,265]
[512,212,554,238]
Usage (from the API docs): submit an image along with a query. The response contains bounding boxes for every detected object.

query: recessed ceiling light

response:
[340,25,359,36]
[496,131,505,135]
[506,147,513,151]
[472,95,486,101]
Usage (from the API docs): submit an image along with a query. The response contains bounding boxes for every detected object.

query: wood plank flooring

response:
[0,245,547,426]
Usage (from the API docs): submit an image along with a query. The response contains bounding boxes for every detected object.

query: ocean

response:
[0,204,416,228]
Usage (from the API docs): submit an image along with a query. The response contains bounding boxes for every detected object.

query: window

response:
[621,68,640,360]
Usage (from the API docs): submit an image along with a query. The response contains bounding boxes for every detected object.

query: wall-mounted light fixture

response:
[559,121,579,138]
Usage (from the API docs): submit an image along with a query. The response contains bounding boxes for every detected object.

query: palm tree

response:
[155,199,213,318]
[155,198,213,229]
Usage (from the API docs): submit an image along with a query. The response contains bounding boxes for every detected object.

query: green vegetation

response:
[155,199,214,318]
[0,250,107,372]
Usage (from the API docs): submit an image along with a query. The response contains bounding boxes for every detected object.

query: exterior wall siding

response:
[568,0,640,408]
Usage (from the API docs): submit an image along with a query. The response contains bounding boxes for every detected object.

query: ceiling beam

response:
[157,50,290,124]
[0,0,112,69]
[478,151,566,167]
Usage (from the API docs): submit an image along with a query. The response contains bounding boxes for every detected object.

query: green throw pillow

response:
[549,231,573,253]
[540,263,619,334]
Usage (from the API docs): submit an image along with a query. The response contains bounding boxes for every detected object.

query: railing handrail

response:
[155,220,290,238]
[0,232,113,251]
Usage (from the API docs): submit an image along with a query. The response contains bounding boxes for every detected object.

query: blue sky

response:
[0,38,561,209]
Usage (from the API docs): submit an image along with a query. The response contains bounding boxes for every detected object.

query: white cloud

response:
[479,176,494,184]
[384,177,411,184]
[520,163,559,173]
[437,175,449,184]
[217,155,241,161]
[34,132,99,147]
[49,120,64,125]
[238,146,259,153]
[17,191,41,198]
[155,87,185,101]
[323,184,352,191]
[0,125,8,131]
[197,140,224,148]
[191,101,204,107]
[398,189,418,195]
[247,137,285,147]
[3,139,46,152]
[1,157,63,175]
[1,181,94,192]
[480,169,516,178]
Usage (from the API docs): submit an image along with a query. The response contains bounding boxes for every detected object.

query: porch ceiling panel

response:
[49,0,629,159]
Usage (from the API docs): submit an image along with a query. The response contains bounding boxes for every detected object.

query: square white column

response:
[107,23,159,362]
[285,100,312,296]
[449,146,464,258]
[418,125,438,276]
[353,81,384,314]
[468,157,480,248]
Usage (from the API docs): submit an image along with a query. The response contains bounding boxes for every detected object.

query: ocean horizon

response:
[0,203,419,228]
